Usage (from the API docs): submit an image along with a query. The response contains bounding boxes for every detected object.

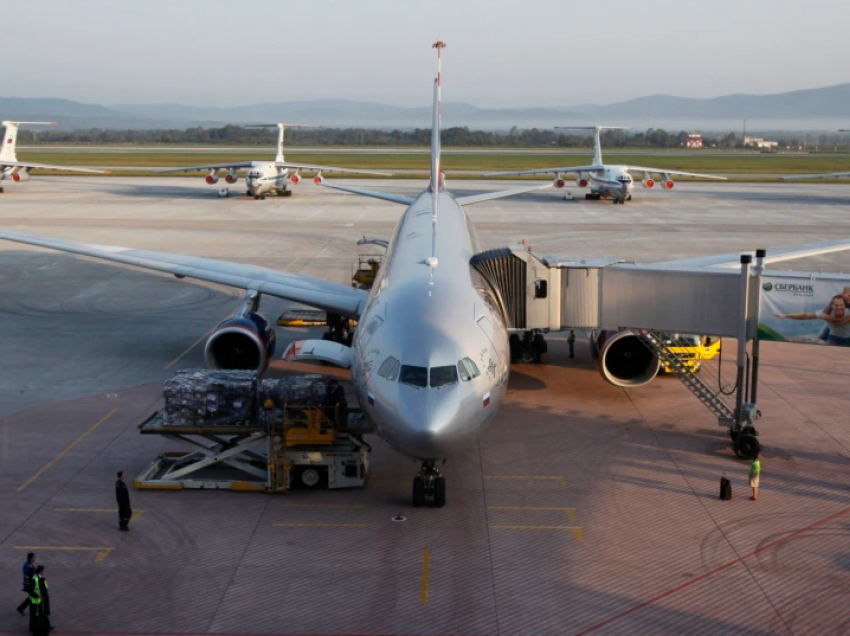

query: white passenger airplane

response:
[486,126,726,203]
[0,121,109,192]
[0,45,848,508]
[782,130,850,181]
[155,123,390,199]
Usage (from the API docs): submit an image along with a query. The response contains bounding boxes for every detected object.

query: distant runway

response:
[1,177,849,635]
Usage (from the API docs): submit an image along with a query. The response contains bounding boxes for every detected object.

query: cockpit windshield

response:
[430,365,458,388]
[399,365,428,388]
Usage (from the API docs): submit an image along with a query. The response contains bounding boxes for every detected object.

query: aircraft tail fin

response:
[431,41,445,193]
[0,121,56,162]
[245,123,321,162]
[555,125,631,168]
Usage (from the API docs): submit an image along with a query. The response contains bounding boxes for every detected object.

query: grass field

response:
[15,150,850,178]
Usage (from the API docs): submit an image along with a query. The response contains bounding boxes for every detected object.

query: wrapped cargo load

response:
[260,374,333,426]
[163,369,257,426]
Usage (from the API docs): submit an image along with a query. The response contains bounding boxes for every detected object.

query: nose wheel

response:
[412,461,446,508]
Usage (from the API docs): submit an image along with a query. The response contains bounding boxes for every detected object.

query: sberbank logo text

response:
[766,282,814,293]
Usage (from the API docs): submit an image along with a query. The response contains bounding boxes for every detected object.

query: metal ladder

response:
[632,329,736,426]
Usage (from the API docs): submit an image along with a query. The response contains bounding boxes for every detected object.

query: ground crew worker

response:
[16,552,35,616]
[749,452,761,501]
[116,471,132,531]
[568,330,576,358]
[28,565,50,634]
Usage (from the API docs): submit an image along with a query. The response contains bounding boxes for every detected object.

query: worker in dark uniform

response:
[115,471,132,531]
[568,330,576,358]
[322,378,349,427]
[16,552,35,616]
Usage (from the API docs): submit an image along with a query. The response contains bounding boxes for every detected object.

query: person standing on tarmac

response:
[28,565,52,634]
[16,552,36,616]
[568,330,576,359]
[749,452,761,501]
[116,471,132,531]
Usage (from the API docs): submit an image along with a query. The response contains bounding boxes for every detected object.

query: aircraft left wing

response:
[644,239,850,271]
[1,160,109,174]
[622,165,726,180]
[455,183,553,206]
[0,230,368,318]
[782,172,850,180]
[155,161,254,174]
[484,165,599,177]
[273,162,391,177]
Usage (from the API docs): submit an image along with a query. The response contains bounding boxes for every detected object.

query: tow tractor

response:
[658,333,721,373]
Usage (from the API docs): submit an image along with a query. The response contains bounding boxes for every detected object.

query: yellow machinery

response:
[660,334,721,373]
[352,254,382,289]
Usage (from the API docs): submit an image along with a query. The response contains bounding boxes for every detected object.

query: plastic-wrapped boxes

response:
[163,370,257,426]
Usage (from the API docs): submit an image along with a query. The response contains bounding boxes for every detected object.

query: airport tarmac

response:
[1,177,849,635]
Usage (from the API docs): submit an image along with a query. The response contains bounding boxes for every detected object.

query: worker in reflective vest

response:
[749,453,761,501]
[28,565,44,633]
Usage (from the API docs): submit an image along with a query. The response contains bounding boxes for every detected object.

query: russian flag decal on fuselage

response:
[483,391,491,408]
[368,392,375,407]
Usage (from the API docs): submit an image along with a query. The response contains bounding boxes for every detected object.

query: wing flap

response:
[0,230,368,317]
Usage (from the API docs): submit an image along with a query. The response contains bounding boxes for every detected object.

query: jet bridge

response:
[471,244,804,458]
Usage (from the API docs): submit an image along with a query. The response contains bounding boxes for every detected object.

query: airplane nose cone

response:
[393,391,470,459]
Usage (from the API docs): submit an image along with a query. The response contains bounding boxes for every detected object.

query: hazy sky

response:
[5,0,848,108]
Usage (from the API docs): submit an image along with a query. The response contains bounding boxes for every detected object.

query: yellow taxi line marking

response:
[14,546,115,563]
[485,475,566,488]
[420,548,430,604]
[567,509,577,522]
[280,504,369,509]
[274,522,368,528]
[54,508,145,524]
[163,326,216,370]
[163,244,310,371]
[488,506,577,521]
[17,409,118,493]
[489,525,583,540]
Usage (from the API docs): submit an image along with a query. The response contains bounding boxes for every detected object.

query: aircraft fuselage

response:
[587,166,634,201]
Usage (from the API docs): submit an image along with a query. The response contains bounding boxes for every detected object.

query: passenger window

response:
[462,357,481,378]
[386,359,401,381]
[377,356,396,378]
[457,361,471,381]
[430,365,458,388]
[400,365,427,388]
[534,279,548,299]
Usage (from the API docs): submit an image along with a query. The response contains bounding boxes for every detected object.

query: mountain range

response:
[2,83,849,131]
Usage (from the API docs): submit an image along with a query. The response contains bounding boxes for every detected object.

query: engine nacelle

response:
[11,169,30,183]
[554,178,566,188]
[578,177,589,188]
[290,173,302,185]
[225,169,239,184]
[313,174,324,185]
[593,330,660,388]
[205,172,220,185]
[663,179,675,190]
[643,174,654,188]
[204,312,277,375]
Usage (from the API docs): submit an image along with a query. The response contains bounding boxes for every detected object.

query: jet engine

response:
[662,175,675,190]
[594,330,660,388]
[642,173,654,188]
[290,172,302,185]
[205,170,220,185]
[578,175,589,188]
[313,173,324,185]
[225,169,239,184]
[554,176,566,188]
[11,169,30,182]
[204,312,277,374]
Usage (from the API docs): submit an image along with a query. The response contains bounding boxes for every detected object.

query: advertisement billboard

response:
[758,277,850,346]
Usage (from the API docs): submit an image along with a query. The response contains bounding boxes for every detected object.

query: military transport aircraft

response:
[155,123,390,199]
[1,121,109,192]
[486,126,726,203]
[1,45,848,508]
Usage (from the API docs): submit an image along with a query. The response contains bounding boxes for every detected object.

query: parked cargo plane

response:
[0,45,848,508]
[155,123,390,199]
[0,121,108,192]
[782,130,850,181]
[486,126,726,203]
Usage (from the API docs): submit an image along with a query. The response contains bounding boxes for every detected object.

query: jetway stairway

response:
[631,330,736,426]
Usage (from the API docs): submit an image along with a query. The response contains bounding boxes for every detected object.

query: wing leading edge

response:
[0,230,368,318]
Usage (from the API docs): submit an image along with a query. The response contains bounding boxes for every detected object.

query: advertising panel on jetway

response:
[759,277,850,346]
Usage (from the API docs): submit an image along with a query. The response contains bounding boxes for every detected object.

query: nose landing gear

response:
[412,461,446,508]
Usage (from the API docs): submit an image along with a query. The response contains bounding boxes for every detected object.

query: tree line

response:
[9,125,849,150]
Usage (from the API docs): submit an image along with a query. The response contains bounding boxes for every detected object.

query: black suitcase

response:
[720,476,732,501]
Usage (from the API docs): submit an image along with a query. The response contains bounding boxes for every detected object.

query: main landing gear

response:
[585,193,602,201]
[412,461,446,508]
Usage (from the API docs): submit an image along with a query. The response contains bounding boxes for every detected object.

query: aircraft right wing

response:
[484,165,599,177]
[0,230,368,318]
[1,160,109,174]
[782,172,850,180]
[320,183,416,205]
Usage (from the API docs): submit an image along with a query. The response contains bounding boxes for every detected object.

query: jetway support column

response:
[749,249,766,404]
[734,255,752,423]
